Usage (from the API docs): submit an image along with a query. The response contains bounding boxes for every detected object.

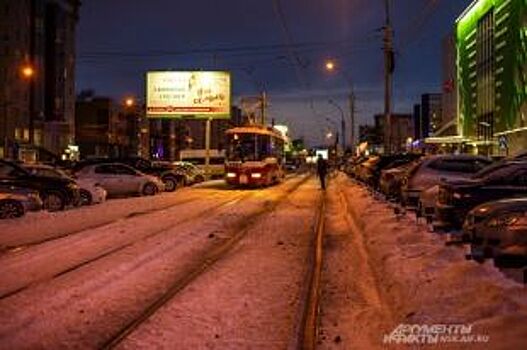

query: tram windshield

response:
[227,132,284,162]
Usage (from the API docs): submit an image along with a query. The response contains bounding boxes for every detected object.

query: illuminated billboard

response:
[146,71,231,119]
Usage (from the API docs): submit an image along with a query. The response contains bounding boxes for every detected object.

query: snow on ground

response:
[0,189,250,298]
[0,180,230,249]
[118,177,321,350]
[322,174,527,349]
[0,176,309,349]
[317,176,394,349]
[2,171,523,349]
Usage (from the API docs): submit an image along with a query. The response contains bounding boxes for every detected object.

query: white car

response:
[75,163,165,197]
[76,178,107,205]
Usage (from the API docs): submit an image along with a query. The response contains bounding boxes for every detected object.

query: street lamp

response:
[328,99,345,151]
[325,117,339,152]
[124,97,135,108]
[20,63,36,145]
[324,59,336,72]
[323,59,356,153]
[21,65,35,79]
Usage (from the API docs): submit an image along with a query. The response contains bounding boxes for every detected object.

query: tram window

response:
[183,157,225,165]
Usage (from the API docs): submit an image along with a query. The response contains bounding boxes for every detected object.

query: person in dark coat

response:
[316,154,328,190]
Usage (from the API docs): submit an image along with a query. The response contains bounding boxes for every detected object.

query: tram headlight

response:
[226,172,237,178]
[251,173,262,179]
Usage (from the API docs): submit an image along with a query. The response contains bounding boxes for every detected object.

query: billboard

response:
[146,71,231,119]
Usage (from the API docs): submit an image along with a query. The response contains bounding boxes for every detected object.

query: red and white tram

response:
[224,125,286,186]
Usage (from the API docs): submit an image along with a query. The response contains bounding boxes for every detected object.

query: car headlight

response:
[226,172,236,178]
[28,192,40,199]
[464,214,474,226]
[251,173,262,179]
[453,192,471,200]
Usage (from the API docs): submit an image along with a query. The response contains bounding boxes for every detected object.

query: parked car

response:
[436,160,527,230]
[366,154,421,189]
[172,161,206,184]
[354,156,379,183]
[75,163,165,197]
[73,156,186,192]
[344,155,368,176]
[22,164,107,206]
[284,161,299,172]
[464,198,527,267]
[0,159,80,211]
[379,159,421,200]
[401,155,492,210]
[418,184,440,222]
[76,178,108,205]
[0,186,42,219]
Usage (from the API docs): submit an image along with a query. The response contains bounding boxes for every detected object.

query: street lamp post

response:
[324,60,355,153]
[325,117,339,156]
[328,99,345,151]
[21,64,36,145]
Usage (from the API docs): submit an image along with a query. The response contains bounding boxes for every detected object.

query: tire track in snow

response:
[100,175,312,349]
[0,191,252,300]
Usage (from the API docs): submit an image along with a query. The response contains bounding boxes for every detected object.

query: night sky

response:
[76,0,471,145]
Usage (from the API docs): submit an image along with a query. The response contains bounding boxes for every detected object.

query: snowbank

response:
[339,175,527,349]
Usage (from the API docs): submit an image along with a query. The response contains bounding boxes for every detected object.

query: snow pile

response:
[339,175,527,349]
[0,183,230,249]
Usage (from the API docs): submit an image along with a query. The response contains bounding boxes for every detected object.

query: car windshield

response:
[471,160,507,179]
[24,166,70,179]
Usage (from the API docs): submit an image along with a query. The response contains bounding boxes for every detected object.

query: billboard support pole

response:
[205,117,212,179]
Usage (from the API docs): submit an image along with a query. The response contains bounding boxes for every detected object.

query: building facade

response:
[439,32,458,137]
[457,0,527,155]
[75,95,137,158]
[375,113,414,153]
[0,0,80,159]
[149,106,243,161]
[414,94,443,140]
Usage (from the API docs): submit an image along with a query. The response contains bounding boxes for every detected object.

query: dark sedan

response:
[0,160,80,211]
[464,198,527,267]
[436,160,527,230]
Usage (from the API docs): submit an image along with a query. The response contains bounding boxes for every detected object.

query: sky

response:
[76,0,472,146]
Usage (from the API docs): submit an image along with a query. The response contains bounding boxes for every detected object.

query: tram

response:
[224,125,287,186]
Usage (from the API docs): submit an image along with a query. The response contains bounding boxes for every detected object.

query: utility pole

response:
[349,91,355,154]
[328,99,346,151]
[383,0,394,154]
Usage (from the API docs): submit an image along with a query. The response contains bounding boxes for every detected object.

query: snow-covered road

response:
[0,175,321,349]
[1,173,526,349]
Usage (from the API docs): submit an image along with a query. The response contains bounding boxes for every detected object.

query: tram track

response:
[100,174,312,349]
[0,188,260,301]
[0,191,226,255]
[294,191,326,350]
[0,176,309,303]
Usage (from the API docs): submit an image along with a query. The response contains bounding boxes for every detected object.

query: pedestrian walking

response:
[316,154,328,190]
